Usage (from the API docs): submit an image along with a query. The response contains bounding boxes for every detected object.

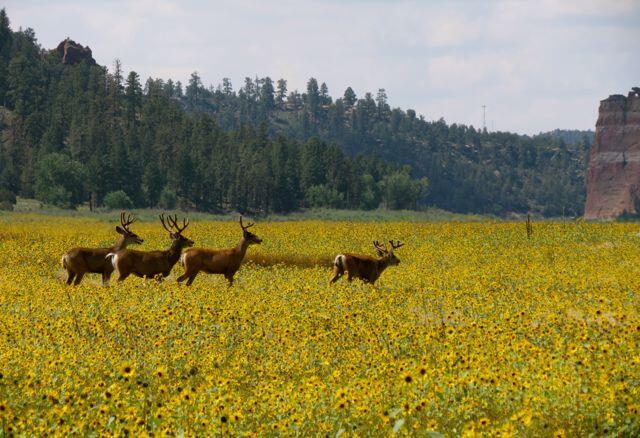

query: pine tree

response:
[276,79,287,106]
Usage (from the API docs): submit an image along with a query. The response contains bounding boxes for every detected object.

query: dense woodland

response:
[0,9,592,216]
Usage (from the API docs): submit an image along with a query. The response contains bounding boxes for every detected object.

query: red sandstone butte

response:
[584,88,640,219]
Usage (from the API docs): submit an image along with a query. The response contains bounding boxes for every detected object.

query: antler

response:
[159,214,173,233]
[167,214,189,234]
[160,214,190,234]
[120,211,136,231]
[239,215,254,230]
[174,216,189,234]
[389,240,404,250]
[373,240,388,253]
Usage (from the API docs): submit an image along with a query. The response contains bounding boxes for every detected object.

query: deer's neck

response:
[235,237,250,260]
[166,242,184,265]
[377,257,391,274]
[112,235,128,251]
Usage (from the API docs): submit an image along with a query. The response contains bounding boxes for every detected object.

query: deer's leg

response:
[177,269,192,283]
[185,272,198,286]
[73,273,84,286]
[347,272,354,282]
[224,273,234,286]
[329,266,343,284]
[66,271,76,285]
[102,271,112,286]
[117,272,130,282]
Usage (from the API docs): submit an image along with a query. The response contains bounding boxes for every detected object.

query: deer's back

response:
[343,253,380,280]
[65,247,113,273]
[183,248,239,273]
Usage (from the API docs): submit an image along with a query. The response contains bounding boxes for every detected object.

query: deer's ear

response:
[116,226,125,234]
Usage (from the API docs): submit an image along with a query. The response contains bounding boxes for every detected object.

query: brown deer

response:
[177,216,262,286]
[107,214,193,282]
[61,212,143,286]
[329,240,404,285]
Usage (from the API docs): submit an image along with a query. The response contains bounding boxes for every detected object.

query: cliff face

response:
[584,88,640,219]
[54,38,96,65]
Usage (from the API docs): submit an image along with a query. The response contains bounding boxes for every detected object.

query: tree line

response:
[0,10,426,213]
[0,8,590,216]
[179,71,591,216]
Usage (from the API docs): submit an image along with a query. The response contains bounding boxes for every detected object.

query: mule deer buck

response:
[61,212,143,286]
[107,214,193,282]
[329,240,404,285]
[177,216,262,286]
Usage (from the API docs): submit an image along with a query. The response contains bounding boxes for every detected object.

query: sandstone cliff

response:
[584,88,640,219]
[54,38,96,65]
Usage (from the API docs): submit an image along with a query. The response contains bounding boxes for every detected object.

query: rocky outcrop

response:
[55,38,96,65]
[584,88,640,219]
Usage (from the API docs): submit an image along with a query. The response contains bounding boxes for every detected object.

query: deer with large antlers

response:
[107,214,193,282]
[61,212,143,286]
[329,240,404,285]
[177,216,262,286]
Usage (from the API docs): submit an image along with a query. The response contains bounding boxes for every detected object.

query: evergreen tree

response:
[276,79,287,106]
[343,87,357,107]
[0,8,13,106]
[125,71,142,126]
[186,71,202,106]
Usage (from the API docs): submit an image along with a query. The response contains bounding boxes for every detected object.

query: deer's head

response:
[116,211,143,245]
[373,240,404,265]
[160,214,194,249]
[240,216,262,245]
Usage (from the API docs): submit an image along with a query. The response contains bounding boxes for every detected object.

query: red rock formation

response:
[55,38,96,65]
[584,89,640,219]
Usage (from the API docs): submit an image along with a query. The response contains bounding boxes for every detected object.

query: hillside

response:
[172,75,591,216]
[0,8,590,216]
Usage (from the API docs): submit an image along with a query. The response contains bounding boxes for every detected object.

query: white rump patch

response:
[179,252,187,266]
[105,252,118,268]
[334,254,346,268]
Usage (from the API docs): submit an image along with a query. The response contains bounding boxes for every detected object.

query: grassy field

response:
[0,213,639,435]
[11,197,491,222]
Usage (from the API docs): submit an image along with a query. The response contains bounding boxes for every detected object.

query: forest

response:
[0,9,591,216]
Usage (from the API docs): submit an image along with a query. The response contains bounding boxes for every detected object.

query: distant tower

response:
[482,105,487,131]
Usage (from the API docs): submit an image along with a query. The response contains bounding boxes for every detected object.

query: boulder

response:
[55,38,96,65]
[584,89,640,219]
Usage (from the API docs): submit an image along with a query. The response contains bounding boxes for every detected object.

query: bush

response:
[34,153,86,208]
[379,167,429,210]
[304,185,344,208]
[103,190,134,210]
[0,188,16,211]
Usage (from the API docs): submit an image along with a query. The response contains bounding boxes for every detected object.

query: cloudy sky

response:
[4,0,639,134]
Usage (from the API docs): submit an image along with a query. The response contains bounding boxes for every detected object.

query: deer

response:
[61,212,143,286]
[329,240,404,285]
[107,214,193,282]
[177,216,262,286]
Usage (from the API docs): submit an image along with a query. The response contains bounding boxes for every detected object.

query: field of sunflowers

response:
[0,213,639,436]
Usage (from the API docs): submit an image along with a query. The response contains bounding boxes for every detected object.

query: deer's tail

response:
[105,253,118,269]
[61,254,69,270]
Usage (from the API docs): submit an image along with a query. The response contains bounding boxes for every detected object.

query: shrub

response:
[103,190,134,210]
[34,153,86,208]
[304,185,344,208]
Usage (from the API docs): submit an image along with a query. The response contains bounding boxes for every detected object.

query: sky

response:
[4,0,639,135]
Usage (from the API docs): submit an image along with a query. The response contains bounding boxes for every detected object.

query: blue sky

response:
[4,0,639,134]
